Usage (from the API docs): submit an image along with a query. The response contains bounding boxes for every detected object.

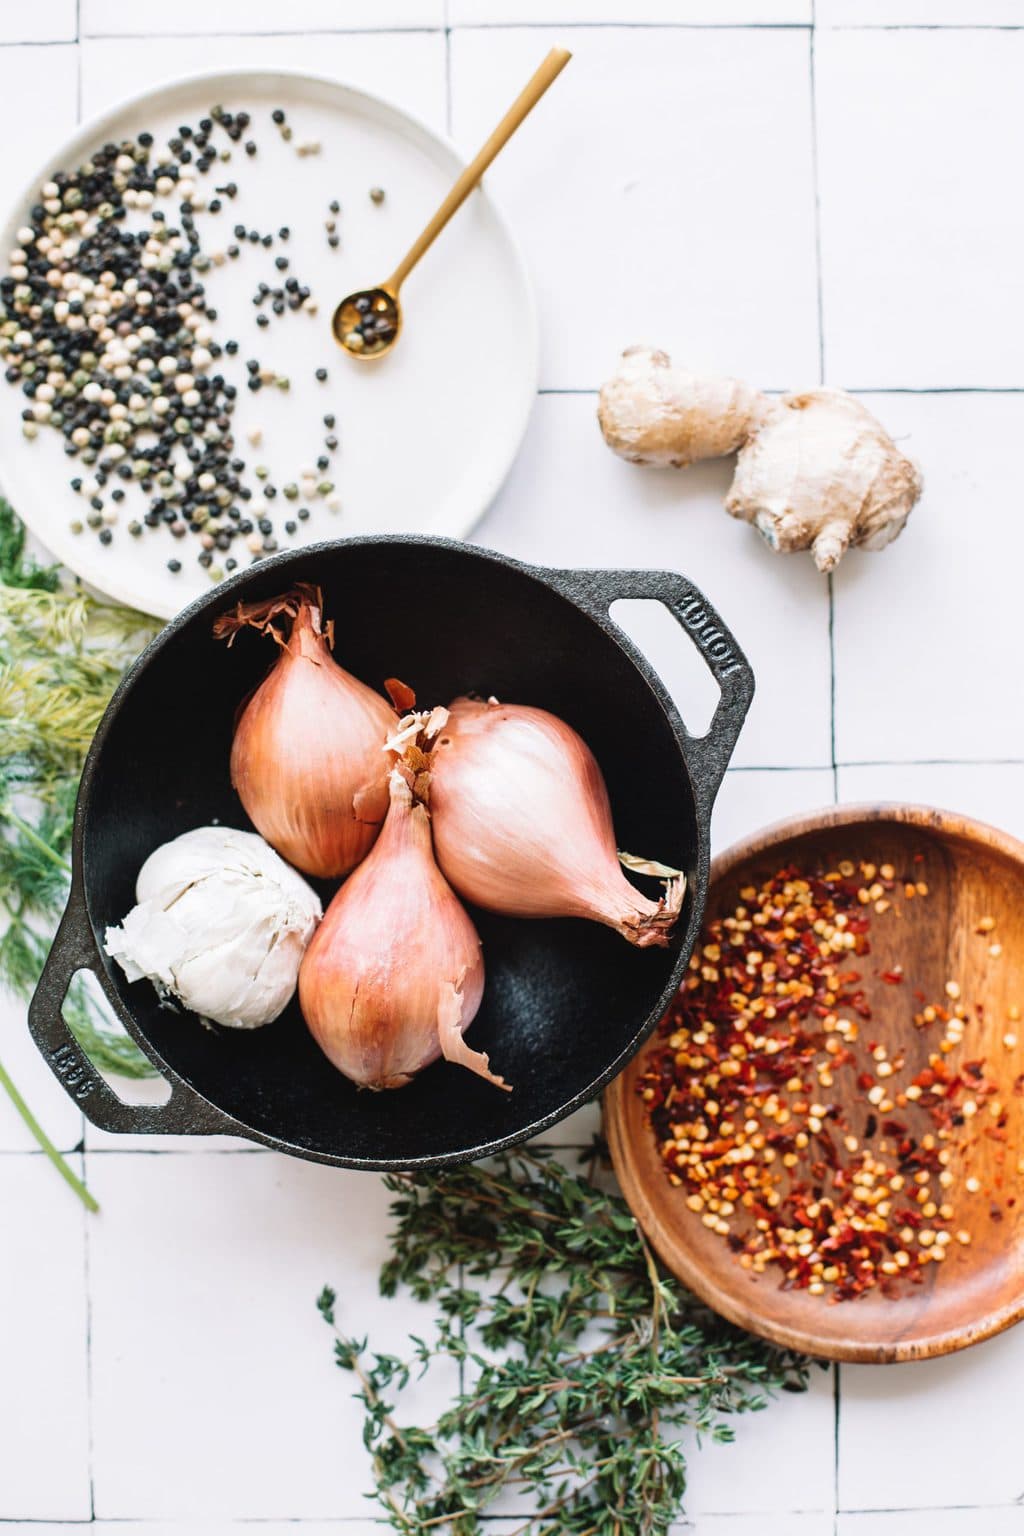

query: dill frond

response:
[0,496,159,1082]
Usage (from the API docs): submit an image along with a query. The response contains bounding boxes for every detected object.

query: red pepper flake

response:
[638,856,994,1303]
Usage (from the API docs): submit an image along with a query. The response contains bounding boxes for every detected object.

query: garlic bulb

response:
[299,768,508,1092]
[214,584,398,879]
[104,826,322,1029]
[427,696,683,947]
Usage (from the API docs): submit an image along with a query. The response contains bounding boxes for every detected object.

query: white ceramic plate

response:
[0,69,537,618]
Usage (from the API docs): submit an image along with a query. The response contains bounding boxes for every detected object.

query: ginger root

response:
[597,346,923,573]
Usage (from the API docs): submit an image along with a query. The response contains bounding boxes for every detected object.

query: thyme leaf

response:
[321,1145,813,1534]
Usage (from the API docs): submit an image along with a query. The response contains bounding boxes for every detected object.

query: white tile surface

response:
[0,1527,387,1535]
[820,0,1024,22]
[478,394,833,768]
[450,27,820,391]
[0,45,78,211]
[0,990,83,1153]
[838,1512,1024,1536]
[0,0,76,43]
[678,1517,836,1536]
[87,1153,455,1520]
[682,1362,835,1515]
[84,0,443,31]
[0,1157,91,1519]
[80,32,448,131]
[713,768,836,851]
[838,763,1024,844]
[832,394,1024,765]
[839,1321,1024,1511]
[816,29,1024,388]
[452,1,811,21]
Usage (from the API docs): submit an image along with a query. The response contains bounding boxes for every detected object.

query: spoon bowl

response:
[332,285,401,359]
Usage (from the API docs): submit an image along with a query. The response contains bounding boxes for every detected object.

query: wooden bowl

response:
[606,805,1024,1363]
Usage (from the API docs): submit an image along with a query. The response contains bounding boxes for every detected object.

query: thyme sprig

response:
[320,1147,811,1534]
[0,498,159,1205]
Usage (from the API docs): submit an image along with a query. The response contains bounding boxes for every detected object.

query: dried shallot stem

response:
[212,583,334,651]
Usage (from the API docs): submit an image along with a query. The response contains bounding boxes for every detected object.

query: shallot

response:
[299,766,509,1092]
[425,696,684,947]
[214,585,397,879]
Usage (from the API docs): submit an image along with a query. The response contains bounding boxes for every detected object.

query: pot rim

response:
[34,536,754,1167]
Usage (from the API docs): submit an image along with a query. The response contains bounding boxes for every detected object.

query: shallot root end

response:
[619,873,687,949]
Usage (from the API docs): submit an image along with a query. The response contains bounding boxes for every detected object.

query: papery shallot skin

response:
[428,697,683,947]
[298,770,507,1091]
[220,589,397,879]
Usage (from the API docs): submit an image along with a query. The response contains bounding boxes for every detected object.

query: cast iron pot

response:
[29,538,753,1169]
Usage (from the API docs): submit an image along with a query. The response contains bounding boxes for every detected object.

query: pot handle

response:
[549,566,754,816]
[28,894,229,1136]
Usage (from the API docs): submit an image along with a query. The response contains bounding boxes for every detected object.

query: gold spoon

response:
[332,46,571,360]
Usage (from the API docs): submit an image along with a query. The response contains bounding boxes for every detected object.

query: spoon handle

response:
[386,46,571,293]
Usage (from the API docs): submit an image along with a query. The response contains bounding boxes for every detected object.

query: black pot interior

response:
[82,542,699,1164]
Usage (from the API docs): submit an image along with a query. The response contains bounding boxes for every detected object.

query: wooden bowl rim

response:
[605,801,1024,1364]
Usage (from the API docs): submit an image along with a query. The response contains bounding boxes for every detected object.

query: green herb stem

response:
[0,805,72,874]
[0,1052,98,1212]
[321,1147,813,1534]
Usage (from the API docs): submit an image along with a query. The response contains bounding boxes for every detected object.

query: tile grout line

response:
[538,386,1024,396]
[7,19,1024,48]
[808,0,840,813]
[79,1144,97,1523]
[808,5,826,390]
[832,1352,841,1536]
[443,0,454,140]
[76,26,446,42]
[809,7,843,1514]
